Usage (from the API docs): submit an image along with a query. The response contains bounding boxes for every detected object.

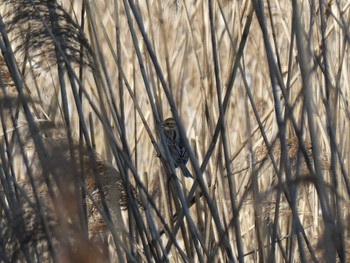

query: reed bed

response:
[0,0,349,262]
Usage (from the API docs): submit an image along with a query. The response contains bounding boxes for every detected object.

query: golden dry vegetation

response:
[0,0,349,262]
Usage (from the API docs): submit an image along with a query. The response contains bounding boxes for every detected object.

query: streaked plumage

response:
[158,118,193,178]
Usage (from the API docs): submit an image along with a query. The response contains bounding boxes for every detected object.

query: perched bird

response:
[158,117,193,178]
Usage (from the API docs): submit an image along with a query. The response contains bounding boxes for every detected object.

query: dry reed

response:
[0,0,349,262]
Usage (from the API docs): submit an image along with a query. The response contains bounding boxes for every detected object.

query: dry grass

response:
[0,0,349,262]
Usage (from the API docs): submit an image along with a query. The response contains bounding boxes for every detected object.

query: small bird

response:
[158,117,193,178]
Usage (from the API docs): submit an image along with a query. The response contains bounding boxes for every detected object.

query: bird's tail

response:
[179,164,194,178]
